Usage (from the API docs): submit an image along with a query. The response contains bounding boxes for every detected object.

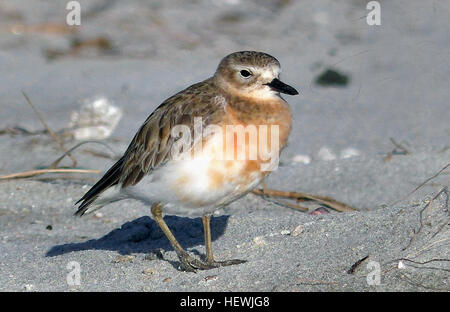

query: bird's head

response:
[214,51,298,100]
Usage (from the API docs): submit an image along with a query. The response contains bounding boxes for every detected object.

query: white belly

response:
[121,134,264,217]
[122,159,261,216]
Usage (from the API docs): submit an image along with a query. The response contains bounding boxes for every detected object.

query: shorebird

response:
[75,51,298,271]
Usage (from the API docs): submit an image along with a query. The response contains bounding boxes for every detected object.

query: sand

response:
[0,0,448,291]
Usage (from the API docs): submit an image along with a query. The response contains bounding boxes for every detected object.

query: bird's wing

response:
[75,79,225,215]
[120,80,226,187]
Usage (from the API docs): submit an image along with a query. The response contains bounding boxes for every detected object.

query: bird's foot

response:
[177,251,208,272]
[177,251,246,272]
[205,258,247,268]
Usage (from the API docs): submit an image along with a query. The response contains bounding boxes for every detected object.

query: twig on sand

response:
[82,148,118,160]
[0,168,100,180]
[22,91,77,167]
[296,278,339,286]
[412,237,450,260]
[347,255,370,274]
[252,188,357,212]
[400,273,449,291]
[402,186,449,251]
[397,258,450,268]
[384,257,450,274]
[49,140,119,168]
[0,141,114,182]
[0,126,48,136]
[391,163,450,207]
[384,137,410,162]
[252,190,309,212]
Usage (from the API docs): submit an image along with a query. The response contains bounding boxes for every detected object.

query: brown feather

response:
[120,78,226,187]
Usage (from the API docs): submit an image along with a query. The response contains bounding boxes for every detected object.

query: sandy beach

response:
[0,0,448,291]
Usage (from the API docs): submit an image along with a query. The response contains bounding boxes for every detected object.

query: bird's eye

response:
[239,70,252,78]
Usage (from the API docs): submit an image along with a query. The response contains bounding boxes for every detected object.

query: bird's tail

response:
[75,156,125,217]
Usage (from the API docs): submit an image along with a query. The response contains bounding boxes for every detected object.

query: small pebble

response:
[318,147,336,161]
[204,275,218,282]
[24,284,34,291]
[340,147,361,159]
[113,255,135,263]
[143,268,156,276]
[144,249,164,261]
[163,277,172,283]
[291,225,304,237]
[93,212,103,219]
[310,207,329,215]
[398,261,406,269]
[292,154,311,164]
[253,236,266,246]
[280,230,291,236]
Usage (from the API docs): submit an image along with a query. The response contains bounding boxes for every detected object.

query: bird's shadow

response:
[46,215,229,268]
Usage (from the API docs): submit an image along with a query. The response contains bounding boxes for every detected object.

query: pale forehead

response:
[259,65,281,79]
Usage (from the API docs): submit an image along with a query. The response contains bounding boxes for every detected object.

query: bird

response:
[75,51,299,272]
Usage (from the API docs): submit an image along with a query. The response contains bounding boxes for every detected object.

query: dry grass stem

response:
[0,169,100,180]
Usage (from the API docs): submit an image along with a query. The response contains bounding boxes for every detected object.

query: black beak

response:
[265,78,299,95]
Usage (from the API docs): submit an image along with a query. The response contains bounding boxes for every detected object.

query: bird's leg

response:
[201,215,247,267]
[202,215,214,264]
[151,203,210,272]
[150,204,245,271]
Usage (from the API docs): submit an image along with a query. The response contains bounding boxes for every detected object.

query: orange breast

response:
[169,96,292,208]
[206,96,292,191]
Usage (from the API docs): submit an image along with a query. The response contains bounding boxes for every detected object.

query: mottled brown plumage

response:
[75,51,298,272]
[120,79,226,187]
